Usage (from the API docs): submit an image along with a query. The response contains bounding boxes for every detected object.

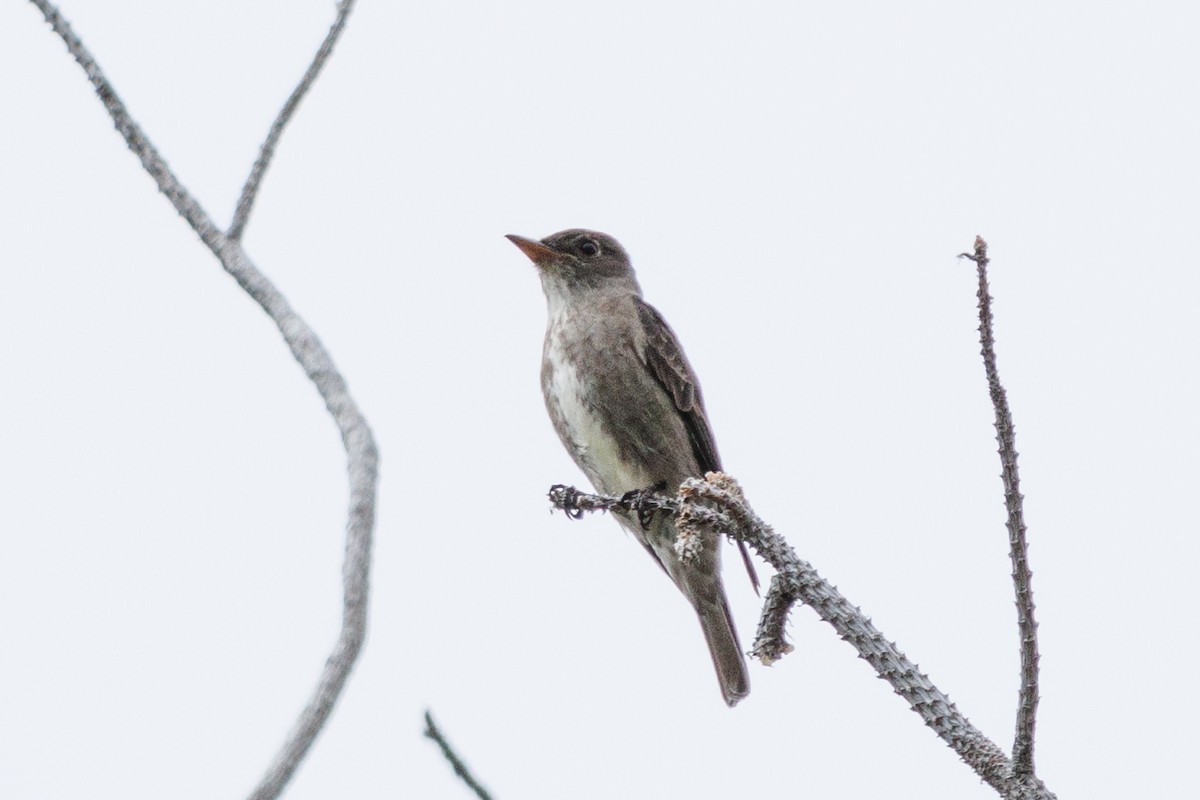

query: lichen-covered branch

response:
[960,236,1041,776]
[424,711,495,800]
[29,4,377,800]
[548,475,1056,799]
[228,0,357,240]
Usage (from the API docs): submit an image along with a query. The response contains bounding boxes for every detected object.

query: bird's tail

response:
[694,589,750,707]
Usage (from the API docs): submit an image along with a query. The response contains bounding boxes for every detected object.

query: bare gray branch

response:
[228,0,357,240]
[29,4,377,799]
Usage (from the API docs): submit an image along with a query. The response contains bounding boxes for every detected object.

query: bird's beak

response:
[506,234,557,266]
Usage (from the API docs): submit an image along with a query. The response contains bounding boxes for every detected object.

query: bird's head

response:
[506,229,641,302]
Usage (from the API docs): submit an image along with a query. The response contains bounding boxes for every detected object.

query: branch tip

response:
[228,0,357,239]
[966,235,1042,777]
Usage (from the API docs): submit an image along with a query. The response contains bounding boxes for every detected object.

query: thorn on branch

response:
[958,234,988,264]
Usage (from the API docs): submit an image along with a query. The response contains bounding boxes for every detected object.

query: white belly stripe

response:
[544,334,650,494]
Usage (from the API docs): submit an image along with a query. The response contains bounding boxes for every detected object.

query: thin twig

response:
[960,236,1041,776]
[29,4,377,800]
[228,0,356,240]
[549,476,1056,800]
[423,711,495,800]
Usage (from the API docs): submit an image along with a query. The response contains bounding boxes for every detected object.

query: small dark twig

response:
[424,711,495,800]
[228,0,356,240]
[960,236,1042,776]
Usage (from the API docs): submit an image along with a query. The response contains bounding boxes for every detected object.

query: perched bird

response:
[507,229,753,706]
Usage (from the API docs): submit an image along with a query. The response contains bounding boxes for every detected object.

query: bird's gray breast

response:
[540,313,656,496]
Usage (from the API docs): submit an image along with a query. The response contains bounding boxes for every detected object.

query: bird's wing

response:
[635,298,721,473]
[635,297,760,594]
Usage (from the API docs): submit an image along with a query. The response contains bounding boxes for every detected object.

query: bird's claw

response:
[549,484,585,520]
[622,482,666,530]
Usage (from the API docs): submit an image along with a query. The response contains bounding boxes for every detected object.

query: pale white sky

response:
[1,2,1196,798]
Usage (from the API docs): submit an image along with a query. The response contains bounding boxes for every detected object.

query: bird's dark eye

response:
[579,240,600,257]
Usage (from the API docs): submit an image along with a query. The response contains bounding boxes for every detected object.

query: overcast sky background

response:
[1,2,1196,798]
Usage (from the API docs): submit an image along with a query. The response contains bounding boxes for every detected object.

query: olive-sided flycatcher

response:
[507,229,751,706]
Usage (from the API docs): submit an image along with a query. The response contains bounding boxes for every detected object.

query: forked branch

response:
[549,472,1052,800]
[29,3,376,800]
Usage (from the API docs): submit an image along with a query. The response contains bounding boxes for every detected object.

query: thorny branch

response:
[549,474,1055,800]
[30,3,376,800]
[960,236,1042,775]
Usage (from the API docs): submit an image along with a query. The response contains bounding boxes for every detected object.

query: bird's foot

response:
[549,484,586,520]
[621,481,668,530]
